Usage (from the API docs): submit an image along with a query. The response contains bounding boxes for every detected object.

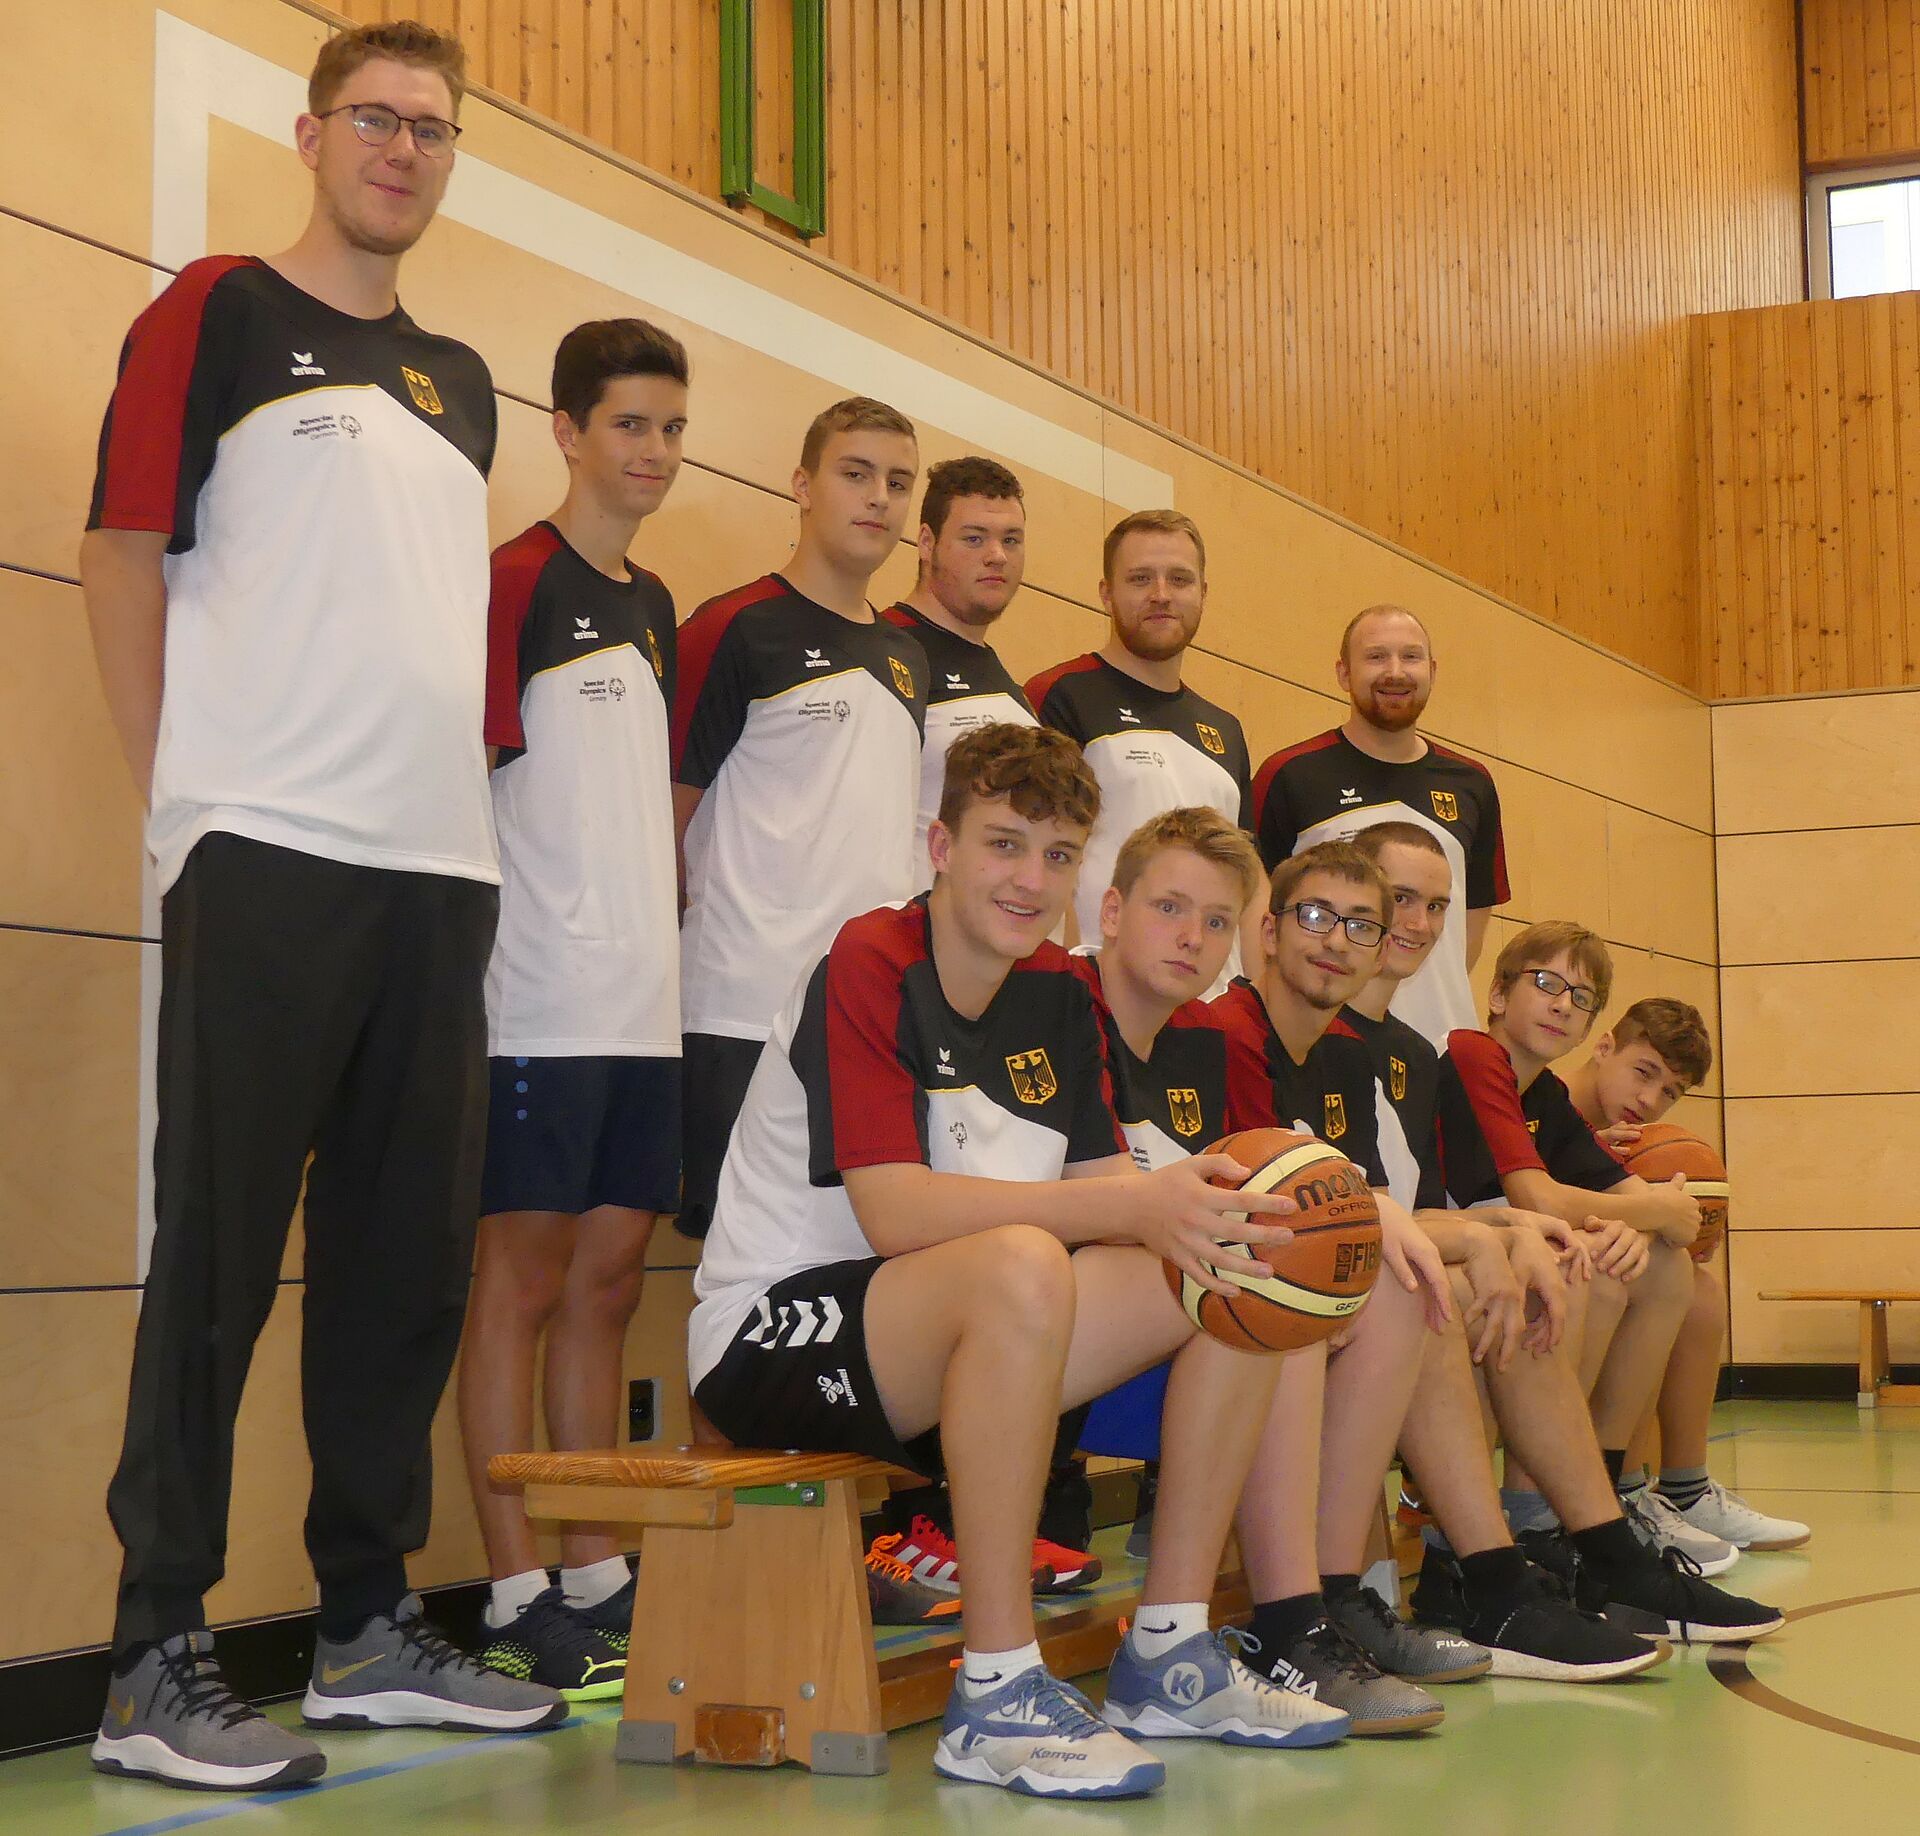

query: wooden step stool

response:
[489,1445,1250,1777]
[1759,1289,1920,1408]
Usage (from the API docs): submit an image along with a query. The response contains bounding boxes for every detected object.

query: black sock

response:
[1601,1447,1627,1486]
[1320,1572,1362,1600]
[1571,1516,1641,1573]
[1458,1544,1529,1600]
[1249,1591,1325,1651]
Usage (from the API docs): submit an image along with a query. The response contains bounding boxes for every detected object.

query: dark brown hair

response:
[1492,921,1615,1012]
[310,19,466,117]
[937,723,1099,835]
[920,456,1024,541]
[1609,997,1713,1088]
[1268,840,1391,922]
[1349,821,1448,866]
[799,396,916,473]
[551,319,690,426]
[1102,508,1206,581]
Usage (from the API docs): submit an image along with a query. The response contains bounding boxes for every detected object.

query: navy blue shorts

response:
[481,1054,682,1217]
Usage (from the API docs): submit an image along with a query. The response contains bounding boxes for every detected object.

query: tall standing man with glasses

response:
[82,20,563,1794]
[1250,605,1508,1048]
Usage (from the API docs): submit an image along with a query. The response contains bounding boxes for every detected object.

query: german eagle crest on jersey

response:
[1323,1092,1348,1139]
[1430,789,1459,822]
[1167,1087,1204,1137]
[1006,1048,1058,1105]
[890,656,917,698]
[401,365,444,415]
[1388,1056,1408,1102]
[1195,721,1226,756]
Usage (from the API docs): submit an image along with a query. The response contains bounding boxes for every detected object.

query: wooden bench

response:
[489,1444,1250,1776]
[1758,1290,1920,1408]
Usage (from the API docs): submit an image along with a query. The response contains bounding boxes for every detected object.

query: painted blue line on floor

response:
[98,1708,618,1836]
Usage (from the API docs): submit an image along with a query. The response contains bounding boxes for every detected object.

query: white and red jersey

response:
[880,602,1037,890]
[688,899,1126,1384]
[672,577,929,1042]
[87,256,499,893]
[482,522,679,1057]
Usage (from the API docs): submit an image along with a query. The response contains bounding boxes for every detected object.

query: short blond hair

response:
[1111,807,1265,909]
[799,396,916,472]
[310,19,467,117]
[1492,921,1614,1012]
[1103,508,1206,581]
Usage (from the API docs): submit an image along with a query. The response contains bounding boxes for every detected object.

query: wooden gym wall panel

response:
[335,0,1806,690]
[0,0,1719,1670]
[1694,300,1920,699]
[1712,691,1920,1364]
[1803,0,1920,169]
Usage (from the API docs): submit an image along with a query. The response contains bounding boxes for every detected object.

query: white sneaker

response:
[934,1669,1165,1799]
[1625,1490,1739,1576]
[1672,1480,1810,1552]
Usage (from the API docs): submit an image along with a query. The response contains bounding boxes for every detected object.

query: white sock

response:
[561,1556,631,1611]
[959,1640,1044,1699]
[484,1567,550,1629]
[1128,1602,1209,1661]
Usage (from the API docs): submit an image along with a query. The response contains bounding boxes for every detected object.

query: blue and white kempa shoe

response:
[933,1668,1166,1798]
[1101,1626,1352,1748]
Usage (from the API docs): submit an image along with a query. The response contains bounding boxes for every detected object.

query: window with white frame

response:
[1808,164,1920,298]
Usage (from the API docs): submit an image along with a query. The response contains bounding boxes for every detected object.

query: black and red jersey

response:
[1435,1028,1624,1208]
[671,577,930,1041]
[1066,950,1229,1169]
[1251,729,1508,1047]
[881,602,1037,890]
[1206,979,1388,1187]
[1341,1006,1446,1211]
[87,256,498,893]
[689,899,1126,1381]
[483,523,679,1057]
[1025,654,1252,957]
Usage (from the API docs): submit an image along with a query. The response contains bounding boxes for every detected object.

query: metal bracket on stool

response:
[615,1719,681,1765]
[811,1730,890,1775]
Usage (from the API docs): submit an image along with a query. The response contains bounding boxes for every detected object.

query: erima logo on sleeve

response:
[804,647,832,670]
[289,350,326,376]
[936,1046,956,1077]
[573,615,600,641]
[1118,706,1141,724]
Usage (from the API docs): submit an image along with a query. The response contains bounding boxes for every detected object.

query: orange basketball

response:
[1621,1122,1728,1262]
[1163,1126,1383,1351]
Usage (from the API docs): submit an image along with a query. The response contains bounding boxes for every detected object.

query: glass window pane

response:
[1828,177,1920,297]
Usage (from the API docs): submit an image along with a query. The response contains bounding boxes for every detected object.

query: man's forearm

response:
[844,1158,1139,1258]
[80,528,168,803]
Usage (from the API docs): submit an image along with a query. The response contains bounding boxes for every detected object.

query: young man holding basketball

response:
[1564,1006,1810,1553]
[1434,927,1784,1640]
[689,725,1348,1799]
[882,456,1039,890]
[672,397,931,1239]
[458,319,691,1698]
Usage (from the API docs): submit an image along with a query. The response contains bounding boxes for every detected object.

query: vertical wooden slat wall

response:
[337,0,1803,692]
[1694,297,1920,697]
[1804,0,1920,167]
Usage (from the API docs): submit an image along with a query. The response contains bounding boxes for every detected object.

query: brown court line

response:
[1708,1585,1920,1757]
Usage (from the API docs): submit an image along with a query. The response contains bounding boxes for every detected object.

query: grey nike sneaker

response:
[92,1631,325,1791]
[303,1594,566,1732]
[1327,1579,1493,1683]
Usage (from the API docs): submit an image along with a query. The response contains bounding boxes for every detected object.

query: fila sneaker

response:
[1101,1626,1352,1746]
[1244,1619,1441,1737]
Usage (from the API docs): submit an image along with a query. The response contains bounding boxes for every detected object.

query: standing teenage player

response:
[1564,1004,1810,1553]
[83,21,561,1791]
[1025,511,1252,975]
[1251,605,1507,1046]
[672,398,930,1238]
[458,320,690,1699]
[882,456,1038,889]
[690,725,1347,1798]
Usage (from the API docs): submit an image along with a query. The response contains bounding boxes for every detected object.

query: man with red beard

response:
[1251,606,1508,1048]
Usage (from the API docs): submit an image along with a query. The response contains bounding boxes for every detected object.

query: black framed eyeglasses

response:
[1525,967,1602,1014]
[1279,900,1388,948]
[318,102,461,157]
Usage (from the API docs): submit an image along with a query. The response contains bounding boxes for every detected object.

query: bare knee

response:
[972,1225,1075,1334]
[473,1235,568,1331]
[1641,1239,1692,1309]
[562,1234,650,1329]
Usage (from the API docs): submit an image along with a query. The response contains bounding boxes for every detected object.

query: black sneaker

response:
[474,1586,626,1701]
[1252,1618,1443,1735]
[1516,1529,1669,1640]
[1447,1555,1668,1683]
[1125,1463,1158,1563]
[575,1572,635,1655]
[1579,1541,1786,1645]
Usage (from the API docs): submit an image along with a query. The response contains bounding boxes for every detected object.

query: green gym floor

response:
[6,1401,1915,1836]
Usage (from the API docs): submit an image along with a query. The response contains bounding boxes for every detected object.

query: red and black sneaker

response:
[894,1515,1056,1596]
[1033,1535,1103,1594]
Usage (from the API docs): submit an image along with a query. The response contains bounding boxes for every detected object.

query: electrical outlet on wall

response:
[627,1377,657,1442]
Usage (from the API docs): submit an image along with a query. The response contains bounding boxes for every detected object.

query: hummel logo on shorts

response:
[817,1367,857,1406]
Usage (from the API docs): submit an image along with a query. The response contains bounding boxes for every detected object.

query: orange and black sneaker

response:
[866,1534,965,1626]
[891,1514,1057,1598]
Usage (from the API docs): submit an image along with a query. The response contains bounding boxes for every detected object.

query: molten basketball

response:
[1164,1126,1383,1351]
[1621,1122,1728,1261]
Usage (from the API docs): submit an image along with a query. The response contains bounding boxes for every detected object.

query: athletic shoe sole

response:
[1736,1531,1812,1552]
[933,1746,1165,1798]
[559,1675,626,1703]
[1397,1655,1492,1685]
[1100,1699,1351,1747]
[1338,1708,1445,1737]
[1485,1641,1670,1683]
[90,1732,325,1791]
[1681,1546,1741,1577]
[1664,1614,1785,1644]
[1036,1560,1104,1594]
[300,1687,568,1731]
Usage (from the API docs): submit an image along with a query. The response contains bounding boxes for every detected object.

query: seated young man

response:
[1433,924,1783,1641]
[1564,1002,1809,1554]
[687,725,1345,1800]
